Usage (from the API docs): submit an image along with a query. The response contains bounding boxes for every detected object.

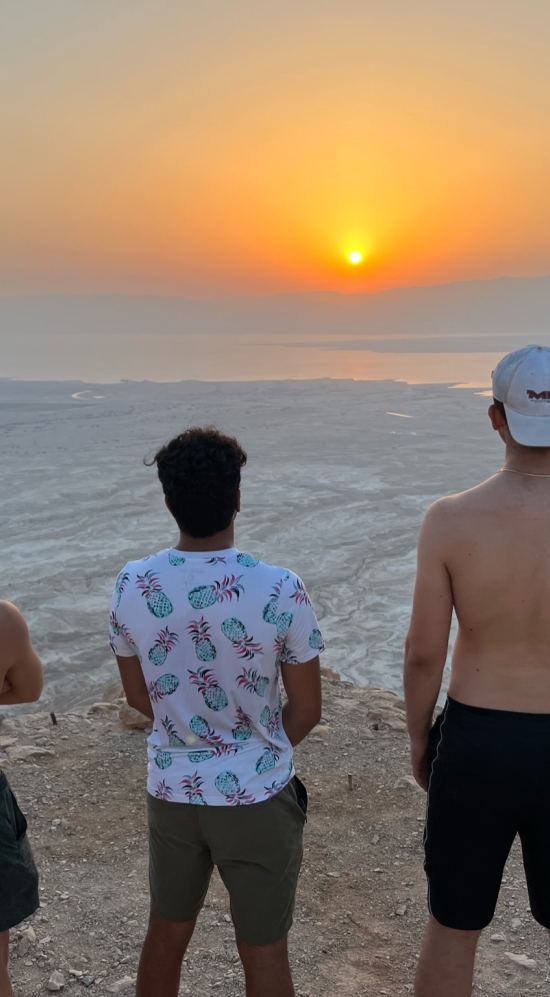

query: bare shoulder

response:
[421,478,500,548]
[424,477,500,523]
[0,601,30,640]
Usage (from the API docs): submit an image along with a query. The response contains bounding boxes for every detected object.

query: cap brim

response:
[504,404,550,447]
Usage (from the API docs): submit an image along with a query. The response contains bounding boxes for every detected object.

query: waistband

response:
[447,696,550,724]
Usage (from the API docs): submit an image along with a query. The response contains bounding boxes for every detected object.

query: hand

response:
[410,736,430,792]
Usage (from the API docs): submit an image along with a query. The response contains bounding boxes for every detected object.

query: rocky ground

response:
[3,676,550,997]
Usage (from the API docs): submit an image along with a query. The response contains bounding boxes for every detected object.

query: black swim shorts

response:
[0,773,39,931]
[424,696,550,930]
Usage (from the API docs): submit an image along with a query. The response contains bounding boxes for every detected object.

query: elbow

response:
[303,700,323,731]
[312,701,323,727]
[404,635,447,674]
[126,690,150,715]
[21,679,43,704]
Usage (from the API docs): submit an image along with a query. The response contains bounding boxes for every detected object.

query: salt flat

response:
[0,378,501,711]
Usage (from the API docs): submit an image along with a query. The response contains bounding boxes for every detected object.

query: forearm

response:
[404,655,444,742]
[282,702,320,747]
[126,690,154,720]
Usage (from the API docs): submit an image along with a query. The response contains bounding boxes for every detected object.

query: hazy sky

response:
[2,1,550,296]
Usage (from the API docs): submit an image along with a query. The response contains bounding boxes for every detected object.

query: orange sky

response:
[2,1,550,296]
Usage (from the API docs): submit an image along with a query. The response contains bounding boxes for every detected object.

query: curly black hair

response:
[146,427,247,538]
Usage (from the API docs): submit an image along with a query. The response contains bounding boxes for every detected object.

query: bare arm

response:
[280,656,322,747]
[404,502,453,789]
[116,655,154,721]
[0,602,43,705]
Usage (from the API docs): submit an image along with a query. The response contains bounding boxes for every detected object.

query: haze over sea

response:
[2,279,550,711]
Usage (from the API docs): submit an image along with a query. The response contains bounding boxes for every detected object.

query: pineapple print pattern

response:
[221,618,264,659]
[161,717,186,747]
[188,666,229,711]
[148,673,180,703]
[259,705,281,738]
[264,776,290,796]
[308,628,325,651]
[114,571,130,606]
[110,616,142,662]
[148,628,179,667]
[291,578,312,606]
[237,667,270,697]
[188,574,244,610]
[136,571,174,618]
[110,547,323,805]
[236,552,260,567]
[232,707,253,742]
[273,611,295,663]
[255,746,281,775]
[181,772,208,804]
[215,771,255,805]
[189,715,241,759]
[109,610,121,636]
[155,780,174,800]
[168,552,186,566]
[154,750,173,770]
[187,617,217,662]
[262,575,288,624]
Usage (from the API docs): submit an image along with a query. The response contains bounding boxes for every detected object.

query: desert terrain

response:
[3,676,549,997]
[1,377,502,710]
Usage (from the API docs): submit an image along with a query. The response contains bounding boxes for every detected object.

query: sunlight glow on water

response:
[2,331,497,385]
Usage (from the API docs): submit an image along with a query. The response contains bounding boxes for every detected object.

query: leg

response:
[141,795,213,997]
[207,783,305,996]
[237,935,294,997]
[136,911,196,997]
[0,931,14,997]
[415,916,481,997]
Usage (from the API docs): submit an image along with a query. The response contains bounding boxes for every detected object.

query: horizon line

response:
[1,271,550,304]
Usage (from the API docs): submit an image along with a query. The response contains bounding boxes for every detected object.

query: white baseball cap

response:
[492,345,550,446]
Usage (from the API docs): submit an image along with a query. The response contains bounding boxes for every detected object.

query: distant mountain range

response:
[1,275,550,342]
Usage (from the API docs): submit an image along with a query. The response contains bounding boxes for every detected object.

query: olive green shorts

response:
[147,779,306,946]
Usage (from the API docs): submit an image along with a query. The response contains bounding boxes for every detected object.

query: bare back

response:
[442,473,550,711]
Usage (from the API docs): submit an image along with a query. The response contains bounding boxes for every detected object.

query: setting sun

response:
[348,250,363,265]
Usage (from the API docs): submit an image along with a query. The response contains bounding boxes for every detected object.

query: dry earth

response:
[3,677,550,997]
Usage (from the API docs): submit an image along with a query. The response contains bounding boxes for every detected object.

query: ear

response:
[488,403,505,432]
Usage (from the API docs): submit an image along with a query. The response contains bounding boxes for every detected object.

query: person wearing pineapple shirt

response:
[0,601,43,997]
[110,427,324,997]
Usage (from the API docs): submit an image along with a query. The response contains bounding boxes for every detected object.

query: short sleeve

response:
[278,574,325,664]
[109,568,137,657]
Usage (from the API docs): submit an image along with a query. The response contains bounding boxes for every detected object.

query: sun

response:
[348,250,363,265]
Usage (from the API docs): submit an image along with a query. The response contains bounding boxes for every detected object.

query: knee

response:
[145,911,195,955]
[428,916,482,949]
[237,935,290,972]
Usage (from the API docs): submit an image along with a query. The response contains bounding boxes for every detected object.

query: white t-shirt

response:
[109,547,325,805]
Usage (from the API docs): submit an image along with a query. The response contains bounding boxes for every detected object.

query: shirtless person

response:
[0,602,43,997]
[404,345,550,997]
